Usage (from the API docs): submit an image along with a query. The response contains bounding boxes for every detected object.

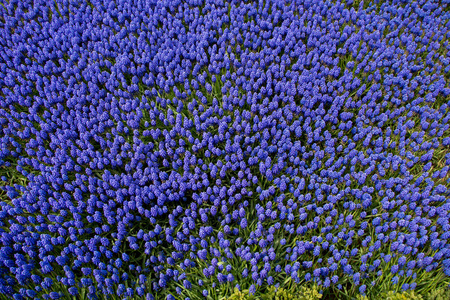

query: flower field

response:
[0,0,450,299]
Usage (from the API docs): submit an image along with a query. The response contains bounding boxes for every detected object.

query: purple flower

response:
[0,1,448,297]
[359,285,366,294]
[249,284,256,295]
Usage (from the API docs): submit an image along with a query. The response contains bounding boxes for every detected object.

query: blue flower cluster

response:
[1,0,450,299]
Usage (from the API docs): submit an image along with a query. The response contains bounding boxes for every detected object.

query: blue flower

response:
[0,1,448,297]
[359,285,366,294]
[249,284,256,295]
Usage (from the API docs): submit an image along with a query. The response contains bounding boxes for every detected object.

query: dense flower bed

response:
[0,0,450,299]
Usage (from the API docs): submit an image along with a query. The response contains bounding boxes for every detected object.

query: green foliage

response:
[425,287,450,300]
[372,288,450,300]
[381,290,423,300]
[227,285,322,300]
[292,285,322,300]
[227,288,249,300]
